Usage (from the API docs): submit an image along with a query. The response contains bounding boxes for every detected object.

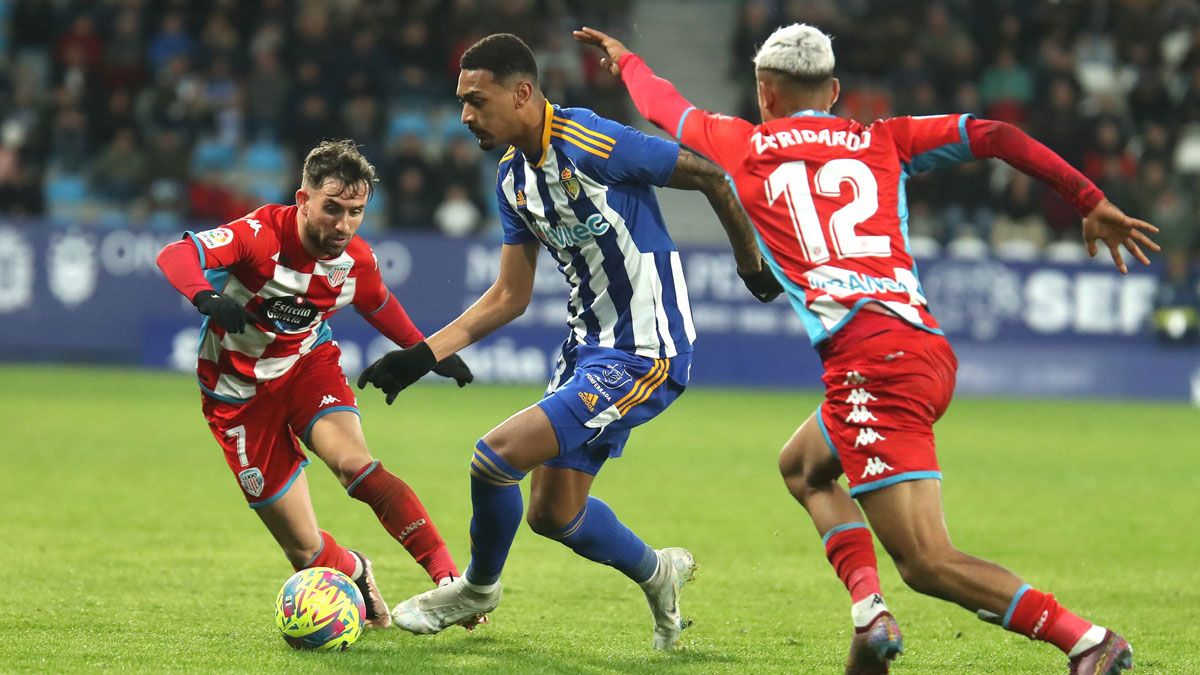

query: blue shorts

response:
[537,340,690,476]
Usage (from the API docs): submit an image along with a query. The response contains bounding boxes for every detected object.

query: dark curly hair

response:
[460,33,539,85]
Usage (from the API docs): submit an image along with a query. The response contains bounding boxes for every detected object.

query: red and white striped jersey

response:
[182,204,397,402]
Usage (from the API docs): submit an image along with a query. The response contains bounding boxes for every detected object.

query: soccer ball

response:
[275,567,365,650]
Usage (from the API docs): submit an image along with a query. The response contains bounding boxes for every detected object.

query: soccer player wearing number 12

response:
[155,140,478,631]
[577,23,1159,675]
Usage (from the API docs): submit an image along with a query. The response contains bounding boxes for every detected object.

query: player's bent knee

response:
[525,504,573,537]
[893,550,954,596]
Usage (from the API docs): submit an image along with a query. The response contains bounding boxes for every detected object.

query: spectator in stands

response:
[89,127,147,203]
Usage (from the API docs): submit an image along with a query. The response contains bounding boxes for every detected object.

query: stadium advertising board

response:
[0,223,1196,402]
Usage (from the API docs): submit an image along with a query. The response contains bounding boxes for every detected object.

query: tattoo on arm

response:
[665,149,761,271]
[664,148,724,190]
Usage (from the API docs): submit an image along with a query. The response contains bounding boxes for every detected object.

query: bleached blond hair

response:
[753,23,834,79]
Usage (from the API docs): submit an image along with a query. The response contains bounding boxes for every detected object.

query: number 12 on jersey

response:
[764,159,890,264]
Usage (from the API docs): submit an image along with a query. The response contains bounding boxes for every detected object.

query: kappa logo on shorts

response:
[196,227,234,249]
[578,391,599,412]
[844,371,867,385]
[845,404,878,424]
[860,456,894,478]
[846,388,878,405]
[238,467,265,497]
[854,428,887,447]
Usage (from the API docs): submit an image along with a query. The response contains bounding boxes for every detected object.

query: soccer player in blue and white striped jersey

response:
[359,33,779,647]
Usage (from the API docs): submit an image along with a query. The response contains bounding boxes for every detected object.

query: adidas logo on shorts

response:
[578,392,599,412]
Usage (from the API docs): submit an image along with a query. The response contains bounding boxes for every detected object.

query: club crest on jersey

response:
[238,468,265,497]
[260,295,319,333]
[560,167,581,201]
[196,227,234,249]
[326,261,352,287]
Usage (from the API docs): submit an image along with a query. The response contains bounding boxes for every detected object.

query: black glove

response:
[738,262,784,303]
[357,341,438,404]
[432,354,474,387]
[192,290,253,334]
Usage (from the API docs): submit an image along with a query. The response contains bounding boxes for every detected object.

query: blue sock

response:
[465,440,526,586]
[549,496,658,583]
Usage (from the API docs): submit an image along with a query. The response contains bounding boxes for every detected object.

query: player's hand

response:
[191,290,253,334]
[432,354,474,388]
[356,341,438,404]
[1082,199,1160,274]
[573,27,630,77]
[738,260,784,303]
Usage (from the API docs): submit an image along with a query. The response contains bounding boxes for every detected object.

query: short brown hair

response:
[301,139,378,198]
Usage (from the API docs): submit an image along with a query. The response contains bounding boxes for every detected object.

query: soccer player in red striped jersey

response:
[156,140,478,630]
[577,24,1157,675]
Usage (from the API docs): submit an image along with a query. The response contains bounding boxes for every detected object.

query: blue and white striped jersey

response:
[496,102,696,358]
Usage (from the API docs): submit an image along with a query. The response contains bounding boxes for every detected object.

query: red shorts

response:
[200,342,359,508]
[817,310,957,497]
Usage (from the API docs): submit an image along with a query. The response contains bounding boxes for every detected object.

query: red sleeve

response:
[618,53,754,171]
[878,114,972,163]
[156,239,214,301]
[359,294,425,349]
[966,118,1104,216]
[351,252,425,348]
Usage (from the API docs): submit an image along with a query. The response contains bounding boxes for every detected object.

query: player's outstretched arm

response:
[665,149,783,302]
[965,118,1159,273]
[358,242,538,403]
[574,27,694,139]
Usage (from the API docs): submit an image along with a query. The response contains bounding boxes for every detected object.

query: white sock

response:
[349,552,364,581]
[851,593,889,629]
[1068,625,1108,658]
[463,578,499,595]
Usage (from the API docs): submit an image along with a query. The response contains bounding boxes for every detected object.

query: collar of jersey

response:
[790,109,836,118]
[531,100,555,167]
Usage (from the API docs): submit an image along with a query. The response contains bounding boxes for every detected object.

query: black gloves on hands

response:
[358,341,474,404]
[192,290,253,334]
[738,261,784,303]
[432,354,474,387]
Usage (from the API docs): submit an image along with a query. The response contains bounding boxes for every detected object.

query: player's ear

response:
[514,79,532,109]
[829,78,841,109]
[296,187,309,211]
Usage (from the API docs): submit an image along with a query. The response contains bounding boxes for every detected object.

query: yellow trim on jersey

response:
[614,359,669,416]
[550,122,614,154]
[550,131,612,159]
[552,115,616,145]
[499,146,516,164]
[532,101,555,168]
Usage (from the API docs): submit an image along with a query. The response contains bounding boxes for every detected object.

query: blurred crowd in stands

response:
[733,0,1200,272]
[0,0,631,235]
[0,0,1197,284]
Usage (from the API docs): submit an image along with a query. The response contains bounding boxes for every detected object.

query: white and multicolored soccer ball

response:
[275,567,365,650]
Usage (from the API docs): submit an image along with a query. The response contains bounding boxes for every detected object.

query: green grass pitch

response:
[1,365,1196,673]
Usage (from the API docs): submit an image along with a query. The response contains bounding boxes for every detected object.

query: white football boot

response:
[391,576,501,634]
[640,547,697,650]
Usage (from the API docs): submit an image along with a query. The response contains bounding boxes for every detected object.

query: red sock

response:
[297,530,358,578]
[348,461,459,583]
[824,524,882,603]
[1005,586,1093,654]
